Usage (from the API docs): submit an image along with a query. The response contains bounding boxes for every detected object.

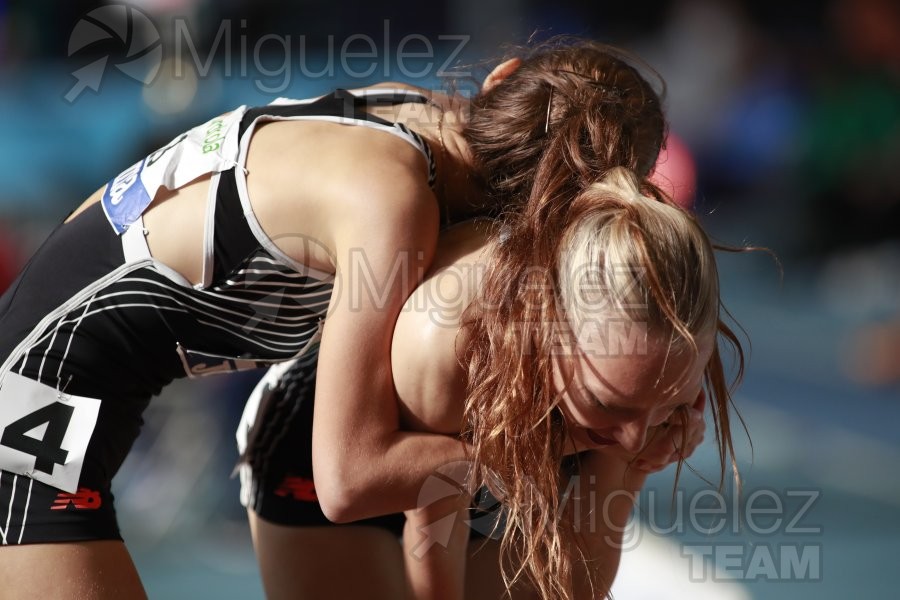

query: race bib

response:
[0,373,101,493]
[101,108,247,234]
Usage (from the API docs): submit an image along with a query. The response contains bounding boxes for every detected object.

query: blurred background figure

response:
[0,0,897,598]
[849,317,900,385]
[0,221,21,294]
[806,0,900,388]
[649,132,697,209]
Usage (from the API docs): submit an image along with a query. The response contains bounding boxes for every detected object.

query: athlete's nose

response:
[614,419,650,453]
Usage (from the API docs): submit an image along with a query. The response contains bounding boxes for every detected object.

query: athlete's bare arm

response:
[388,221,490,599]
[238,116,475,523]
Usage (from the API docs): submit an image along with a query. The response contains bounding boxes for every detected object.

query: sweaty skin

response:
[391,220,494,434]
[390,220,710,598]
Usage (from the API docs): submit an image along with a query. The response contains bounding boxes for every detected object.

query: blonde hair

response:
[462,167,745,598]
[558,167,719,349]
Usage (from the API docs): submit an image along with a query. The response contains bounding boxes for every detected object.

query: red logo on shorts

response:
[273,475,318,502]
[50,487,102,510]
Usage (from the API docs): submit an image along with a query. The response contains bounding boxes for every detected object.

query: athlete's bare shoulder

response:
[243,108,438,273]
[391,220,496,434]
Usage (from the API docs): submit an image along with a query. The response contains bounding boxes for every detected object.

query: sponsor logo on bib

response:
[101,159,152,234]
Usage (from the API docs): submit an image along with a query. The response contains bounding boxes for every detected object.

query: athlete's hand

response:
[564,390,707,472]
[626,389,706,473]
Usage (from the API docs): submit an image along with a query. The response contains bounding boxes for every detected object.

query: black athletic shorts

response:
[237,359,503,539]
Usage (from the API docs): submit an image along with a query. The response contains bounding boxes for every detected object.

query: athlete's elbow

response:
[313,457,369,524]
[317,491,357,524]
[317,487,364,524]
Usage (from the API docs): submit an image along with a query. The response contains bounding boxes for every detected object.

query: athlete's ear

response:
[481,58,522,94]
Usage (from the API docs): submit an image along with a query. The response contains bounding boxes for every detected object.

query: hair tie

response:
[497,223,512,245]
[544,86,554,134]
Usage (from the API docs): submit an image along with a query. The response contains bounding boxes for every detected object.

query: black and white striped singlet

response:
[0,88,437,544]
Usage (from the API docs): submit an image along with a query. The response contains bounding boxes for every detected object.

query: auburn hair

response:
[463,37,666,216]
[460,39,745,599]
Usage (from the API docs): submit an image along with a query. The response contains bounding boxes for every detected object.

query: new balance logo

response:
[51,487,102,510]
[273,476,318,502]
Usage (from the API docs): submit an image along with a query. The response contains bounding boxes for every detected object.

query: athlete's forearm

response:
[567,451,648,598]
[402,492,471,600]
[315,429,469,523]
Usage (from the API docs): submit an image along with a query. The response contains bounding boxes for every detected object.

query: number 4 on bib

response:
[0,373,100,493]
[1,402,73,474]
